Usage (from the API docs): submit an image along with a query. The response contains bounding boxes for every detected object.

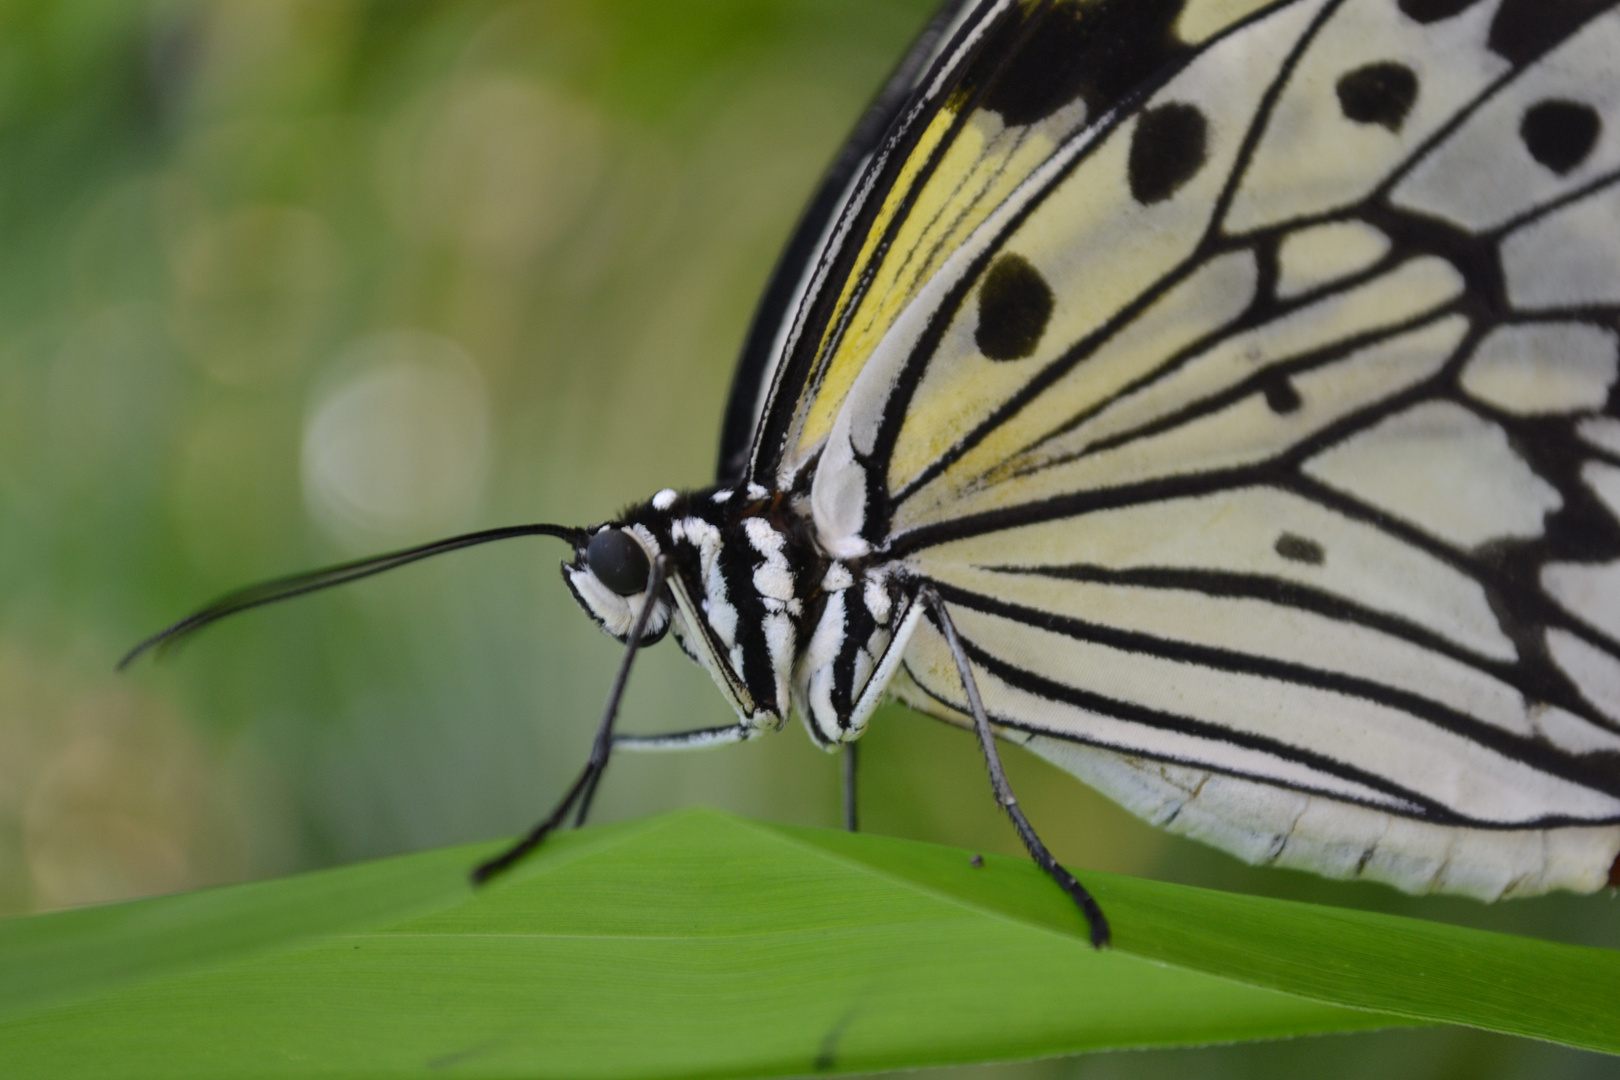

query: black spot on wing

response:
[1487,0,1610,67]
[976,254,1055,360]
[1263,375,1302,414]
[1335,62,1419,132]
[1128,102,1208,204]
[1275,533,1325,565]
[1520,100,1602,175]
[972,0,1190,126]
[1397,0,1486,23]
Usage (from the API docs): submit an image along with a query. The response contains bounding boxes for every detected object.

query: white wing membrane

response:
[1011,734,1620,898]
[1391,11,1620,233]
[1225,0,1512,233]
[902,600,1620,822]
[914,487,1519,660]
[1499,185,1620,310]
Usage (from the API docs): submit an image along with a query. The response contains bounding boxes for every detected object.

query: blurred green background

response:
[1,1,1616,1076]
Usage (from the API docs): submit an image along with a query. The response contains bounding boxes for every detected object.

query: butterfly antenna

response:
[118,523,588,671]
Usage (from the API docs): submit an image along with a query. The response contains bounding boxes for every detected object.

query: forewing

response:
[733,0,1280,488]
[716,0,983,483]
[804,0,1620,896]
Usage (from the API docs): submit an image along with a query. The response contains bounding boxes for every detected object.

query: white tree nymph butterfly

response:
[125,0,1620,948]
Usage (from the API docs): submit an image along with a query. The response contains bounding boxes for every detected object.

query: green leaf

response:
[0,808,1615,1078]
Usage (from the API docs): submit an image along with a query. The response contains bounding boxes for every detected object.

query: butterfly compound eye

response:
[586,529,651,597]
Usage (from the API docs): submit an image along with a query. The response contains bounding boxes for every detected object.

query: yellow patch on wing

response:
[786,100,1089,476]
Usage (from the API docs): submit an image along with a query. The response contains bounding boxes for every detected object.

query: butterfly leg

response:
[614,724,755,751]
[843,743,858,832]
[567,725,757,827]
[921,587,1111,949]
[471,555,670,885]
[575,727,760,828]
[797,577,925,829]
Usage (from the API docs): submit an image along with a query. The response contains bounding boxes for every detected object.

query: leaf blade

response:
[14,807,1612,1079]
[773,817,1620,1053]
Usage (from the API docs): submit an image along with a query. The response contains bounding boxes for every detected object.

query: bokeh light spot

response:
[302,330,491,549]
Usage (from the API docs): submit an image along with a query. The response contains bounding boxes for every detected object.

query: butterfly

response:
[124,0,1620,949]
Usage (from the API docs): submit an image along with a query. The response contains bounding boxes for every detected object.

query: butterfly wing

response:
[742,0,1620,898]
[730,0,1251,491]
[716,0,984,484]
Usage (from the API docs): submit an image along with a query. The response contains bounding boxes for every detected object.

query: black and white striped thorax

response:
[562,482,922,745]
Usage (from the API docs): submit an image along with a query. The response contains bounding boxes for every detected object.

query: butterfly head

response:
[562,519,672,646]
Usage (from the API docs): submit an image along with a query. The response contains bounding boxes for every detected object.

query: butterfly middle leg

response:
[615,724,756,751]
[619,723,863,832]
[842,743,858,833]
